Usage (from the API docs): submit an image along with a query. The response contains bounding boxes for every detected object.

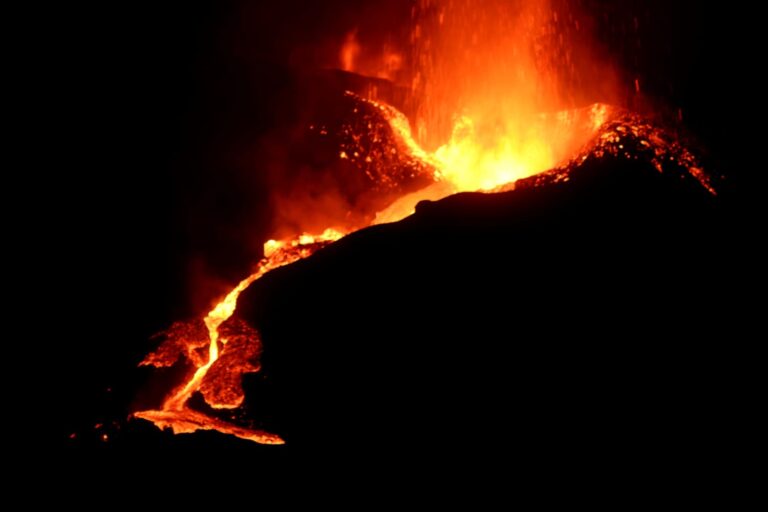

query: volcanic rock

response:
[229,144,731,458]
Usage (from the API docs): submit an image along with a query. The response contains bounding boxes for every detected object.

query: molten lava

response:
[135,0,714,444]
[135,229,343,443]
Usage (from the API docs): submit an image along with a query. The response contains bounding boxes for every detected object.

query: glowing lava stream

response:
[161,273,260,412]
[163,228,345,414]
[134,229,344,443]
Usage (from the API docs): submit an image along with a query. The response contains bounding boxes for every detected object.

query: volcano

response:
[57,1,754,468]
[132,80,726,452]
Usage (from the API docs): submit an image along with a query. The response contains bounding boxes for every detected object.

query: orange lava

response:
[135,229,343,444]
[134,0,711,445]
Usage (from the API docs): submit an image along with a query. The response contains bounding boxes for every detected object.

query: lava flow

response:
[134,0,713,444]
[134,229,343,444]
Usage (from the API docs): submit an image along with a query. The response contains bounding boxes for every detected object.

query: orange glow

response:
[135,97,712,443]
[407,0,618,188]
[136,0,617,444]
[134,408,285,445]
[339,29,403,81]
[368,0,620,220]
[135,228,344,444]
[365,93,613,224]
[134,92,615,443]
[135,1,712,445]
[340,29,361,72]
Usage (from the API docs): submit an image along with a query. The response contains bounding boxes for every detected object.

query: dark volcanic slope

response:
[231,149,737,456]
